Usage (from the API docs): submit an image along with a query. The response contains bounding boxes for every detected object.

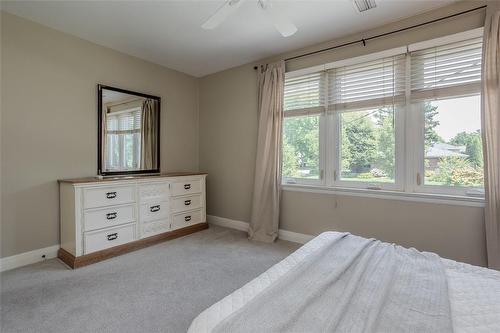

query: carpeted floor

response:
[0,225,300,333]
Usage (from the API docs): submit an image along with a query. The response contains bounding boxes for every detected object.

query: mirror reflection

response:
[99,86,160,175]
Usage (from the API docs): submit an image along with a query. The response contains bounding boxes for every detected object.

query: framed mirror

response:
[98,84,160,176]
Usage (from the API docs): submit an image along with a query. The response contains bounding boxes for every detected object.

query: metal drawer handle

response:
[150,205,160,213]
[184,200,191,206]
[184,184,191,190]
[107,233,118,241]
[184,215,191,222]
[106,192,117,199]
[106,212,117,220]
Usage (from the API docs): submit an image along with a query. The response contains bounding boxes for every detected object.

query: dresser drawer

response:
[84,204,136,232]
[139,183,170,202]
[84,186,135,209]
[84,223,135,254]
[170,179,202,197]
[172,209,204,230]
[141,219,171,239]
[140,200,169,223]
[171,194,202,213]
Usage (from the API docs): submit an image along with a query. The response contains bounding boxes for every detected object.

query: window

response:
[282,72,325,184]
[106,108,142,171]
[282,29,484,198]
[410,33,484,196]
[329,54,405,190]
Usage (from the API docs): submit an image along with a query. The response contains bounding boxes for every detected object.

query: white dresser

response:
[58,173,207,268]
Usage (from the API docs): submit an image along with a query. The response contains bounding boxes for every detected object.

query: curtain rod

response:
[253,4,486,69]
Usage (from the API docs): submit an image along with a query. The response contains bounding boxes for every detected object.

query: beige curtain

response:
[248,61,285,242]
[141,99,158,170]
[482,1,500,270]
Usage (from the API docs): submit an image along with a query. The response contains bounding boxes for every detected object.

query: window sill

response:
[281,184,485,207]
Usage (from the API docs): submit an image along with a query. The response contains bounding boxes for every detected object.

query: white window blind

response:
[106,108,142,134]
[410,36,483,101]
[284,54,406,116]
[327,55,406,111]
[284,72,326,116]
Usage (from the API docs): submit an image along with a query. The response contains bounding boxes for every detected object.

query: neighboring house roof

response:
[426,143,468,159]
[432,143,466,153]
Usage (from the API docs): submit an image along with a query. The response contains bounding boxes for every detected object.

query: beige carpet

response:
[1,225,300,333]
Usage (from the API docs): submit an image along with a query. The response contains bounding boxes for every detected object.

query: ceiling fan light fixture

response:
[201,0,244,30]
[202,0,297,38]
[353,0,377,12]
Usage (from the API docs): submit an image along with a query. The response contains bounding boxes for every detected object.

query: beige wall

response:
[200,64,258,223]
[0,12,199,257]
[199,1,488,266]
[281,191,486,266]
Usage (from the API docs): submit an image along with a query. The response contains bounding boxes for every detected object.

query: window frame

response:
[281,28,485,200]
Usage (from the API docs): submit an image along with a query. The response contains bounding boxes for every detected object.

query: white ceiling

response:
[2,0,457,77]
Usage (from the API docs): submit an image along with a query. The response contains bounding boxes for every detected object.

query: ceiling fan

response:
[201,0,298,37]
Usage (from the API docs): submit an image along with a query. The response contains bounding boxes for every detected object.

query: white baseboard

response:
[278,229,315,244]
[208,215,249,232]
[0,245,60,272]
[207,215,314,244]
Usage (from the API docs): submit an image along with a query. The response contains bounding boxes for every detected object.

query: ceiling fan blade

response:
[263,1,297,37]
[202,0,244,30]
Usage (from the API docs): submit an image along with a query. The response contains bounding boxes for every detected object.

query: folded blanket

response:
[213,233,452,333]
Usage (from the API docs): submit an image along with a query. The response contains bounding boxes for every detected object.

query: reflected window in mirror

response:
[98,85,160,175]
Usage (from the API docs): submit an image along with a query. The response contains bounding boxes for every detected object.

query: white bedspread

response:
[188,232,500,333]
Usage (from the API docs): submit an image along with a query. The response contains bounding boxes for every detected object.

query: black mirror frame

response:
[97,84,161,176]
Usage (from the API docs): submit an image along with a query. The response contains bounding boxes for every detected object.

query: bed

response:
[188,232,500,333]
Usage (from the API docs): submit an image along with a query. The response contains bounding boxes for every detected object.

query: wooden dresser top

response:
[58,172,207,184]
